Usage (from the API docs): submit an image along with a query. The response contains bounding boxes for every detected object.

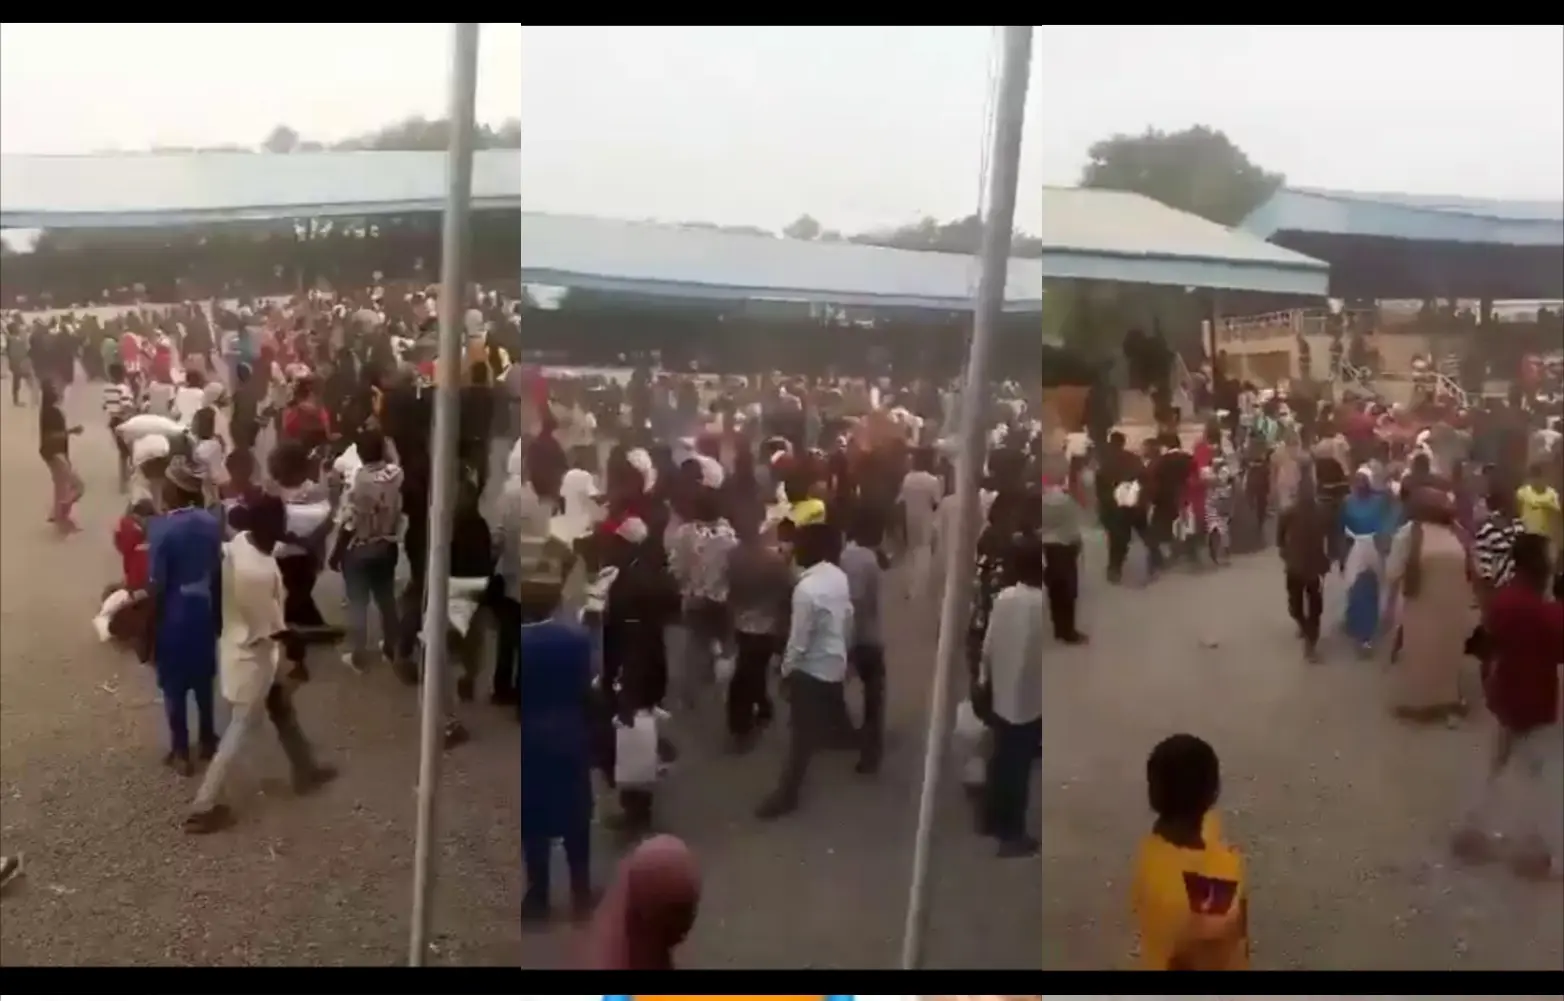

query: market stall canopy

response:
[1239,186,1564,300]
[519,212,1043,312]
[1039,187,1329,296]
[0,150,521,229]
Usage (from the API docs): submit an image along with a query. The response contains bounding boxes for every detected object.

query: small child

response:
[1132,734,1249,970]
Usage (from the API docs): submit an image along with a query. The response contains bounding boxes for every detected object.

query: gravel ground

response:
[1044,540,1564,970]
[0,381,1041,968]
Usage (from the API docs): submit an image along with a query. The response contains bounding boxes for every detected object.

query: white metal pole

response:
[409,20,481,968]
[899,23,1032,970]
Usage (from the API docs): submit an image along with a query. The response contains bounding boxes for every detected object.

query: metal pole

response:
[409,20,481,969]
[899,24,1032,970]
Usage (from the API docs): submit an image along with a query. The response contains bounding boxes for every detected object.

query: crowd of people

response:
[2,285,1071,958]
[1100,384,1562,969]
[6,281,1559,965]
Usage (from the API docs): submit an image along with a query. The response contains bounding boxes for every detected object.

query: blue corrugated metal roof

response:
[1039,188,1330,297]
[1240,186,1564,248]
[521,213,1043,311]
[0,150,520,229]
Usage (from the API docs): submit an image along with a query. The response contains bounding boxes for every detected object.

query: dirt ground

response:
[1043,539,1564,970]
[6,374,1557,970]
[0,377,1040,968]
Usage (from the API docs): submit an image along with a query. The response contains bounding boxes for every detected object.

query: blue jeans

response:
[342,540,399,661]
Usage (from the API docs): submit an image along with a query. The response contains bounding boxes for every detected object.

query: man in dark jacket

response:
[1278,479,1332,660]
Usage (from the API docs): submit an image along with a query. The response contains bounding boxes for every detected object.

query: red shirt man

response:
[1483,580,1564,733]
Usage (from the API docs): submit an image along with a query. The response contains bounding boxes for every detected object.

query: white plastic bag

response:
[581,566,618,617]
[613,710,662,788]
[714,649,737,686]
[332,443,363,480]
[954,699,984,744]
[953,699,988,788]
[445,577,491,638]
[961,748,988,786]
[1113,479,1141,508]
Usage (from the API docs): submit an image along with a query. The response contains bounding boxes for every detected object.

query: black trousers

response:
[1042,542,1081,639]
[397,515,429,662]
[768,673,843,807]
[851,643,887,766]
[263,680,320,776]
[1285,572,1324,645]
[276,552,326,666]
[1104,507,1156,578]
[522,820,591,911]
[729,631,777,737]
[984,717,1041,841]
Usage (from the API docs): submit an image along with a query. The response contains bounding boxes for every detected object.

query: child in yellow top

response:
[1515,464,1561,561]
[1132,733,1249,970]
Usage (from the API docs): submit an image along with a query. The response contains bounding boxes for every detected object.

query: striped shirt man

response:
[1473,513,1523,590]
[102,381,136,423]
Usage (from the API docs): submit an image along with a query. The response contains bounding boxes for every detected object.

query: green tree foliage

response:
[260,116,521,153]
[778,212,1042,258]
[143,117,521,155]
[1081,125,1282,228]
[1054,125,1286,414]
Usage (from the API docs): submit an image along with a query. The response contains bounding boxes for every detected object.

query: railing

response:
[1332,357,1470,410]
[1217,309,1374,343]
[1220,307,1564,345]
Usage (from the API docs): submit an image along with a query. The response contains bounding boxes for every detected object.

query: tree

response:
[1079,124,1282,228]
[1064,125,1286,407]
[262,124,300,154]
[325,115,520,152]
[782,214,821,241]
[772,212,1042,257]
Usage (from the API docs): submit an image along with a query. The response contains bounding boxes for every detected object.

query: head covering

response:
[583,835,701,970]
[787,497,827,527]
[626,448,657,492]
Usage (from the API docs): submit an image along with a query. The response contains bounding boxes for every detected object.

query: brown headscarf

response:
[1401,486,1456,599]
[583,835,701,970]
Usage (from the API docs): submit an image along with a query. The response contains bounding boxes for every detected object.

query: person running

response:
[39,379,84,534]
[1454,533,1564,881]
[185,494,337,834]
[756,521,852,821]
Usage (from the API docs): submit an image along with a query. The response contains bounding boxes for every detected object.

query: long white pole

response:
[409,20,481,968]
[899,24,1032,970]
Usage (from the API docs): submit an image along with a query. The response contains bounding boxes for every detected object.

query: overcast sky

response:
[3,24,1561,235]
[0,23,521,151]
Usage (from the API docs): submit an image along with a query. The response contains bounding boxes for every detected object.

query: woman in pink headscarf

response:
[583,835,701,969]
